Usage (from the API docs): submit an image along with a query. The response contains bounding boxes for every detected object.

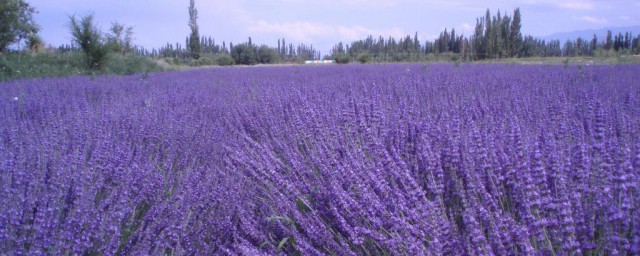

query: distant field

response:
[1,64,639,255]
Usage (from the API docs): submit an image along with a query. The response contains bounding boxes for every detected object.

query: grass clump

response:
[0,51,163,82]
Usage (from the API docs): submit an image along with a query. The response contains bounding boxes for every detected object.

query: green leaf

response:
[267,215,297,230]
[296,197,311,214]
[277,237,290,250]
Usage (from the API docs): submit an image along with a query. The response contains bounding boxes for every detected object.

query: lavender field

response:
[1,63,639,255]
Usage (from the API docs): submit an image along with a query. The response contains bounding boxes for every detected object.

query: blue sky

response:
[30,0,640,56]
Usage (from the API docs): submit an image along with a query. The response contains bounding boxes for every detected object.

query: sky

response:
[29,0,640,56]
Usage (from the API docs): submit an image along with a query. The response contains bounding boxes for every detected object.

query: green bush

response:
[196,56,215,66]
[593,48,617,59]
[163,57,177,65]
[1,52,85,81]
[215,54,235,66]
[187,58,199,67]
[0,52,162,81]
[256,45,279,64]
[230,43,257,65]
[104,54,162,75]
[334,54,350,64]
[357,53,370,63]
[69,14,109,70]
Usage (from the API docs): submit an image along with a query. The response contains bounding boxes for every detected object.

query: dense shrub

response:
[0,52,162,81]
[1,64,639,255]
[334,54,350,64]
[357,53,370,63]
[195,56,214,66]
[230,43,257,65]
[69,14,109,70]
[104,54,162,75]
[215,54,235,66]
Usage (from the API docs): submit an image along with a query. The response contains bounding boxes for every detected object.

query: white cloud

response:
[269,0,413,8]
[337,25,406,41]
[574,16,607,24]
[522,0,594,10]
[318,0,397,7]
[460,23,474,34]
[248,20,405,43]
[422,33,440,41]
[339,0,413,7]
[556,0,594,10]
[248,21,331,42]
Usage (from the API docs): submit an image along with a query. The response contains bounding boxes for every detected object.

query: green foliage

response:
[357,53,370,63]
[106,22,134,55]
[510,8,523,57]
[334,54,350,64]
[26,33,44,53]
[188,0,201,59]
[230,43,257,65]
[116,201,151,255]
[277,237,291,249]
[295,196,312,214]
[257,45,278,64]
[326,8,640,63]
[291,56,306,64]
[69,13,109,70]
[0,52,162,82]
[422,52,462,62]
[104,54,163,75]
[181,54,235,67]
[593,48,618,59]
[0,0,39,52]
[162,57,180,66]
[0,52,85,81]
[215,54,235,66]
[196,56,214,66]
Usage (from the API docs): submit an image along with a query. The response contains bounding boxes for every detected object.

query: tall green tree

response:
[500,13,511,57]
[472,17,485,60]
[633,35,640,54]
[70,13,109,70]
[492,10,502,58]
[484,9,493,59]
[107,22,134,55]
[230,43,257,65]
[0,0,39,52]
[256,45,278,64]
[590,34,598,54]
[188,0,201,59]
[605,30,612,50]
[509,8,522,57]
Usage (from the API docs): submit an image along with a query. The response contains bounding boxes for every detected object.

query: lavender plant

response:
[1,63,639,255]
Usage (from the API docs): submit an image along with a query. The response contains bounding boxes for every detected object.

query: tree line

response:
[3,0,640,68]
[1,0,322,68]
[146,0,322,66]
[330,8,640,63]
[153,36,321,65]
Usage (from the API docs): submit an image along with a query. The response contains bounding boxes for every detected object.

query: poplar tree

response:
[473,17,485,60]
[188,0,201,59]
[484,9,493,59]
[509,8,522,57]
[605,30,612,50]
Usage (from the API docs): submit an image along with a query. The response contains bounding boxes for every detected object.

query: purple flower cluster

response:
[1,63,639,255]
